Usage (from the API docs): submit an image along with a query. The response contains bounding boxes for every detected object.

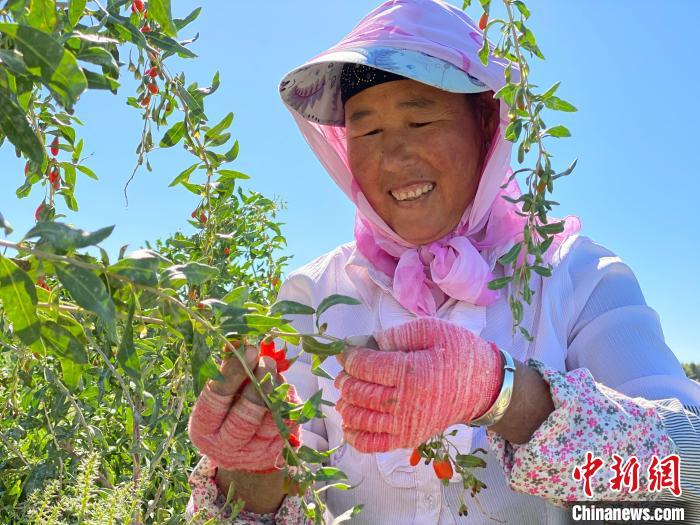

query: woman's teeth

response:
[390,183,435,202]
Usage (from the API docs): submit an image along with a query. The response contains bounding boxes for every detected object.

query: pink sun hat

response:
[279,46,491,126]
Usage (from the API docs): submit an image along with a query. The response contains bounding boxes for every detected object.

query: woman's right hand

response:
[188,343,302,472]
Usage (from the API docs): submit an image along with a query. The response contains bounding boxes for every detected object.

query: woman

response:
[186,0,700,523]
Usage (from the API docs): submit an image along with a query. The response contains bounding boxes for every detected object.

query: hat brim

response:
[279,47,490,126]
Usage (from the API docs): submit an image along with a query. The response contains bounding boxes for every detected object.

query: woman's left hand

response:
[335,317,503,453]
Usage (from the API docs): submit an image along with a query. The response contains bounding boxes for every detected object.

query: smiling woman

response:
[345,77,499,245]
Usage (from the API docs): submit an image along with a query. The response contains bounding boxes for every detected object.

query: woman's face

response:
[345,79,496,245]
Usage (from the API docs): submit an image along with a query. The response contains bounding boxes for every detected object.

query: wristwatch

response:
[467,346,517,428]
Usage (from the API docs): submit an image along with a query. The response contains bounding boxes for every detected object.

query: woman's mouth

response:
[390,182,436,202]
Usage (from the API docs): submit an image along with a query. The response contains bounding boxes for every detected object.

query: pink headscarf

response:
[280,0,580,316]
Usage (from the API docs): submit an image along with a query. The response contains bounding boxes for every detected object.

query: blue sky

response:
[1,1,698,363]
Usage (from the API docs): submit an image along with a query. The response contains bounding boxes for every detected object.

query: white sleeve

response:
[563,237,700,518]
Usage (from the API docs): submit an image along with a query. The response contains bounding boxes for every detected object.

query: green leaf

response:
[55,263,117,341]
[163,262,218,287]
[204,112,233,143]
[0,88,45,164]
[0,212,13,235]
[543,96,577,112]
[243,313,290,333]
[0,24,88,108]
[314,466,348,483]
[26,0,57,33]
[68,0,87,29]
[531,265,552,277]
[455,453,487,469]
[316,294,361,321]
[478,37,489,66]
[301,336,344,358]
[311,354,334,380]
[295,445,333,464]
[224,139,239,162]
[148,0,177,37]
[536,221,565,235]
[23,222,114,253]
[174,81,205,123]
[493,84,517,106]
[77,46,119,70]
[0,255,41,346]
[0,49,29,76]
[76,164,98,179]
[512,0,530,19]
[222,285,248,307]
[487,276,512,291]
[542,81,561,100]
[288,389,327,424]
[145,33,196,59]
[174,7,202,30]
[83,70,119,93]
[554,158,578,179]
[60,189,79,211]
[543,125,571,138]
[168,162,198,186]
[191,330,222,395]
[497,242,522,266]
[108,249,161,287]
[269,300,315,316]
[59,357,85,388]
[331,505,363,525]
[105,14,147,48]
[159,121,185,148]
[217,169,249,181]
[504,119,522,142]
[117,297,141,383]
[39,320,88,364]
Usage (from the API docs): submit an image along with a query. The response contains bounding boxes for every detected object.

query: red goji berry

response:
[140,23,151,33]
[34,202,45,221]
[478,12,488,30]
[50,137,59,156]
[288,433,301,448]
[191,211,197,218]
[410,448,421,467]
[433,459,453,480]
[36,277,50,291]
[199,213,207,223]
[259,340,276,358]
[140,95,151,107]
[131,0,144,13]
[146,67,158,78]
[276,357,291,373]
[147,83,158,95]
[24,163,29,176]
[196,302,205,310]
[49,167,61,190]
[223,247,231,255]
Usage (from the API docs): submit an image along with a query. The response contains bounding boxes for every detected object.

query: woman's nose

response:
[379,131,416,172]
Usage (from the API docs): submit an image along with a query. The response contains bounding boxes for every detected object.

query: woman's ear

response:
[477,91,500,143]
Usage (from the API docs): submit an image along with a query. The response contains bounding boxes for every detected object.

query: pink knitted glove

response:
[335,317,503,453]
[188,353,302,473]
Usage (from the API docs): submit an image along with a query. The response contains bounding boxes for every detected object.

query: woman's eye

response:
[362,129,381,136]
[410,122,432,128]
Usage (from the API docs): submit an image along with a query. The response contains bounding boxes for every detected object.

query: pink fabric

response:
[188,383,302,472]
[334,317,502,452]
[286,0,580,316]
